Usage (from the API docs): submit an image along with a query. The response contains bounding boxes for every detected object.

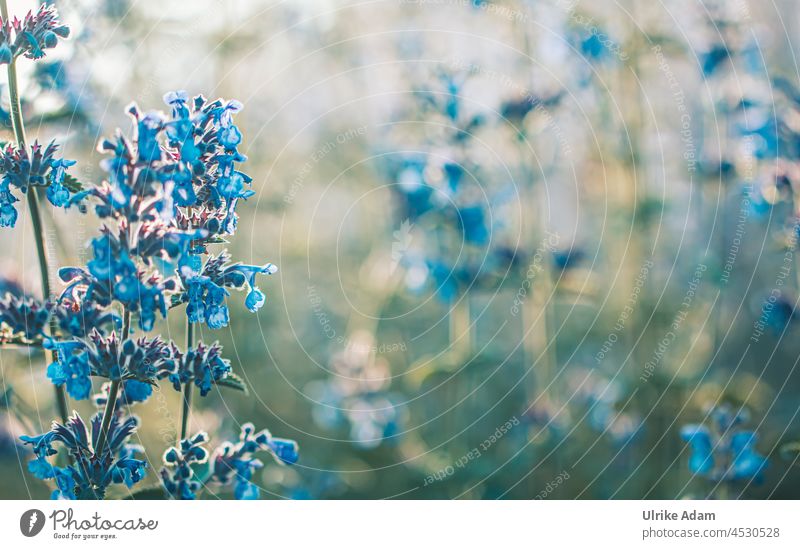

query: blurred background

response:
[2,0,800,499]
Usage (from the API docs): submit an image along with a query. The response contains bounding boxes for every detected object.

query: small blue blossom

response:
[92,380,152,409]
[46,179,69,206]
[569,369,643,445]
[44,339,92,400]
[160,432,209,500]
[178,252,278,328]
[457,205,489,245]
[224,263,278,312]
[184,274,230,329]
[212,423,298,500]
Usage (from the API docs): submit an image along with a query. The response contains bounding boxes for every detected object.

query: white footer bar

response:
[2,500,798,548]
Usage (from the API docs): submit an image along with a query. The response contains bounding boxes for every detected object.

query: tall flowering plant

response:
[381,68,521,303]
[0,3,296,499]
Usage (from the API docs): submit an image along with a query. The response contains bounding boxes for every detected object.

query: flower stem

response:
[0,0,68,424]
[94,310,130,457]
[94,379,120,457]
[448,295,471,359]
[179,319,194,441]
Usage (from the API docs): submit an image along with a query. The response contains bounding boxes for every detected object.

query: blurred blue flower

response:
[307,333,403,449]
[680,404,768,484]
[0,292,50,342]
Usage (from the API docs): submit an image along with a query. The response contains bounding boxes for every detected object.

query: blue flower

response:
[28,456,56,479]
[701,45,730,76]
[223,262,278,313]
[218,125,242,150]
[46,180,69,206]
[0,141,77,226]
[457,205,489,244]
[161,341,232,397]
[45,339,92,400]
[43,331,172,400]
[20,412,147,499]
[184,274,230,328]
[50,466,77,500]
[45,158,77,207]
[0,180,18,227]
[680,404,768,485]
[680,424,714,475]
[212,423,298,500]
[160,432,209,500]
[730,432,768,480]
[0,293,51,341]
[135,112,164,163]
[235,480,259,500]
[178,252,278,327]
[0,5,69,64]
[82,331,172,383]
[61,234,178,332]
[92,380,152,409]
[53,298,120,338]
[158,91,252,228]
[0,199,17,227]
[308,337,404,449]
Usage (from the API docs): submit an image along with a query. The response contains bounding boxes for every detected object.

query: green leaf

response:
[123,486,168,500]
[214,372,248,394]
[62,173,85,193]
[205,236,229,244]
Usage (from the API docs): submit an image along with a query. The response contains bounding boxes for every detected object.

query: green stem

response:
[94,311,130,458]
[1,0,68,424]
[448,295,471,359]
[94,379,120,456]
[179,319,194,441]
[511,10,558,397]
